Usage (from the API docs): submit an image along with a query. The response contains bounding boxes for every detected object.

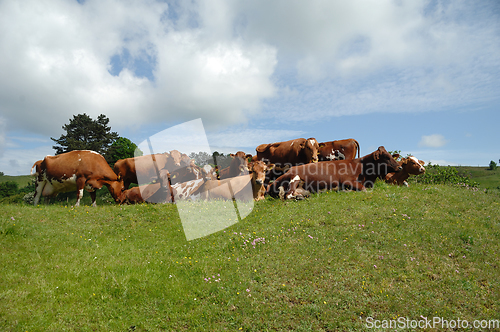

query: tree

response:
[51,113,119,155]
[489,160,497,170]
[105,137,142,165]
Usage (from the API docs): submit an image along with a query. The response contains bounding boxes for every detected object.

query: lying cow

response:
[192,160,273,201]
[114,152,183,189]
[32,150,124,206]
[318,138,360,161]
[385,156,425,187]
[268,146,402,200]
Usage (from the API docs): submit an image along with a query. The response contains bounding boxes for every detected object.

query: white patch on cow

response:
[290,175,301,184]
[82,150,101,155]
[308,139,316,146]
[42,174,77,196]
[326,149,336,161]
[409,156,425,172]
[290,142,294,146]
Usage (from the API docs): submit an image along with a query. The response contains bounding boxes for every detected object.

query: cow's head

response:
[169,150,183,167]
[108,179,126,202]
[249,161,274,186]
[403,156,426,175]
[229,151,253,174]
[373,146,402,173]
[303,138,319,163]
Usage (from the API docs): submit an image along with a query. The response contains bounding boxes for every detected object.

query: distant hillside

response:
[0,175,33,188]
[456,166,500,189]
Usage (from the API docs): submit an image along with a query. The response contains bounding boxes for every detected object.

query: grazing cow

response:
[318,138,360,161]
[170,163,206,184]
[32,150,124,206]
[268,146,402,200]
[218,151,252,180]
[385,156,425,187]
[114,152,178,189]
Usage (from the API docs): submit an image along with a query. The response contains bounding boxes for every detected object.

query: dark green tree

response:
[105,137,142,165]
[51,113,119,155]
[489,160,497,170]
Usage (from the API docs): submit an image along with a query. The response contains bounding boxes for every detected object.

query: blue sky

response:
[1,0,499,175]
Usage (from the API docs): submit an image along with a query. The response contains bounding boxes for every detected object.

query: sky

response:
[0,0,499,175]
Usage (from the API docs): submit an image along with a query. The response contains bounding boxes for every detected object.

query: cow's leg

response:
[75,178,86,207]
[90,191,97,207]
[33,180,44,205]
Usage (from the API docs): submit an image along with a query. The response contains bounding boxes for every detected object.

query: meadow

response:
[1,180,499,331]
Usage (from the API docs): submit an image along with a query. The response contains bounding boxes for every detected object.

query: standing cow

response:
[318,138,360,161]
[268,146,401,200]
[253,137,320,183]
[32,150,124,206]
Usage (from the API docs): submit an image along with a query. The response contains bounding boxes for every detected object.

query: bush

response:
[0,181,18,198]
[489,160,497,170]
[409,163,479,187]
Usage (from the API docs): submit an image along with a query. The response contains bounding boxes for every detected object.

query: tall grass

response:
[1,182,499,331]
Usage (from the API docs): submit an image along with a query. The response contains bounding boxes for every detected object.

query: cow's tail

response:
[30,161,39,176]
[354,140,360,158]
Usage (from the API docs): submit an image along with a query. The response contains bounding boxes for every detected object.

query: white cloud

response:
[0,0,277,138]
[418,134,448,148]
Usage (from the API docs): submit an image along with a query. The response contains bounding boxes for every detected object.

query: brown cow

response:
[118,168,175,204]
[248,160,274,201]
[193,160,273,201]
[318,138,360,161]
[268,146,401,200]
[385,156,425,187]
[218,151,252,180]
[254,138,319,166]
[114,152,180,189]
[32,150,124,206]
[253,138,319,183]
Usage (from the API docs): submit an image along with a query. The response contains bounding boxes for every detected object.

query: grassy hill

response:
[457,166,500,189]
[1,182,499,331]
[0,174,33,188]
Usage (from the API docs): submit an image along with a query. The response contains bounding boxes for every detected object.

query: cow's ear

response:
[267,163,275,171]
[319,143,325,148]
[230,153,235,158]
[246,154,252,160]
[419,160,425,166]
[392,153,400,160]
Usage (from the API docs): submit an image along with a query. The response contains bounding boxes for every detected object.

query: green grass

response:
[0,174,33,187]
[457,166,500,189]
[1,182,499,331]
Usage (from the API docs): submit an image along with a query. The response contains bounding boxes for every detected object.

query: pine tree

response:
[51,113,119,155]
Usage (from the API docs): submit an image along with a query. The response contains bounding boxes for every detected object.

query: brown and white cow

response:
[385,156,425,187]
[268,146,402,200]
[218,151,252,180]
[318,138,360,161]
[32,150,124,206]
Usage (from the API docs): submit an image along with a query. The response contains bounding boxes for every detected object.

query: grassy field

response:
[456,167,500,189]
[1,181,499,331]
[0,174,33,188]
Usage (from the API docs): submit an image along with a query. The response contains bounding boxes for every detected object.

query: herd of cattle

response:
[30,138,426,206]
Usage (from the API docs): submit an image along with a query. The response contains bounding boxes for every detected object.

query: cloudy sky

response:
[1,0,499,175]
